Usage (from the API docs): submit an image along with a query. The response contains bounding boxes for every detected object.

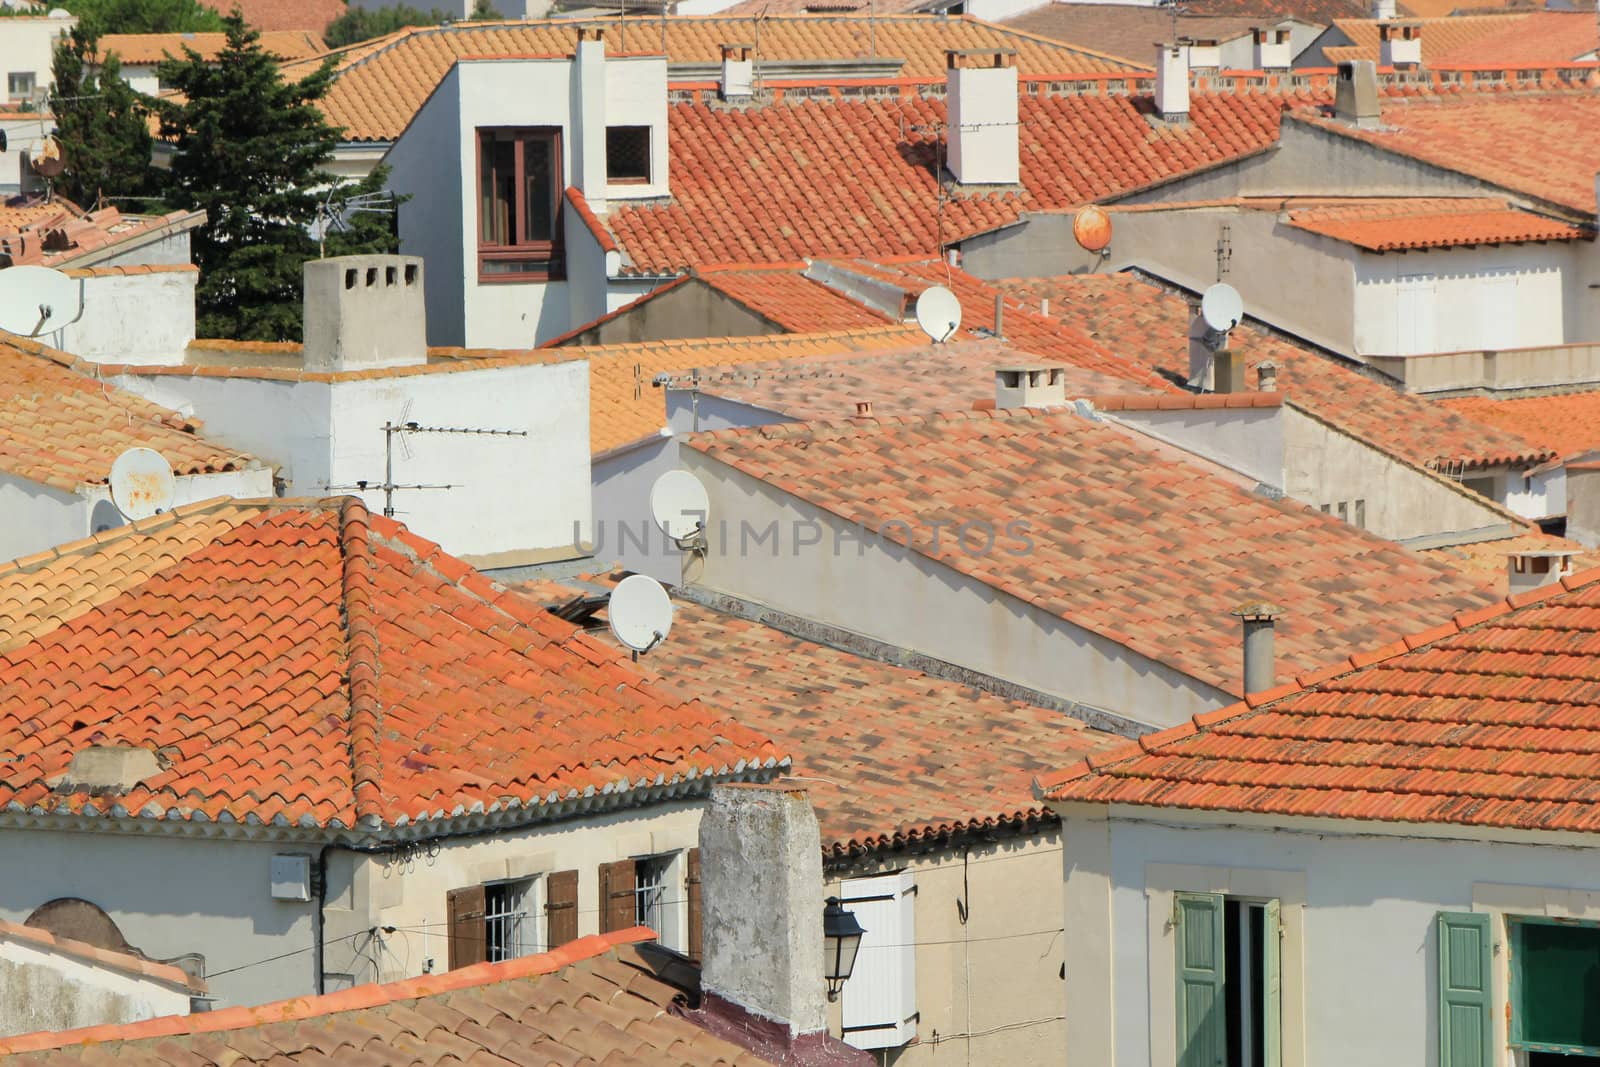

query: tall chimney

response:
[1371,0,1397,18]
[1232,602,1283,696]
[1379,22,1422,68]
[1252,26,1291,70]
[572,26,608,211]
[1154,43,1190,123]
[302,255,426,372]
[720,43,754,100]
[945,49,1019,185]
[1334,60,1380,128]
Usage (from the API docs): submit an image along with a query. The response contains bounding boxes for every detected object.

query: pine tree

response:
[155,14,400,341]
[49,29,158,209]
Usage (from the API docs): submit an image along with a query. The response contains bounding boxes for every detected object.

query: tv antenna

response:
[0,264,85,337]
[650,469,710,553]
[315,187,396,258]
[607,573,674,658]
[108,447,176,521]
[328,415,528,517]
[914,286,962,344]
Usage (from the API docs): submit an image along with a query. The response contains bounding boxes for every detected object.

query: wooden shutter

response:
[1174,892,1225,1067]
[546,870,579,948]
[446,884,487,970]
[1262,899,1282,1067]
[1438,911,1493,1067]
[598,858,637,934]
[686,848,703,963]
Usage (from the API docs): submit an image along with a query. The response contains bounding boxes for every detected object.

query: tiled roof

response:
[992,271,1555,471]
[97,29,326,64]
[1282,197,1587,251]
[1431,10,1598,65]
[524,574,1125,858]
[0,331,260,491]
[608,88,1305,272]
[1420,529,1591,595]
[684,408,1497,698]
[696,265,897,333]
[0,200,204,268]
[1174,0,1367,21]
[1290,89,1600,216]
[1038,568,1600,836]
[0,918,205,995]
[1443,389,1600,460]
[1317,13,1530,65]
[1001,5,1269,66]
[0,497,781,829]
[0,929,768,1064]
[199,0,345,32]
[571,325,925,455]
[308,15,1143,142]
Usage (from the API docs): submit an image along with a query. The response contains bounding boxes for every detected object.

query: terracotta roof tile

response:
[1001,5,1271,67]
[198,0,345,32]
[525,573,1126,858]
[1283,197,1586,251]
[1039,567,1600,835]
[0,331,262,490]
[0,497,782,829]
[1432,10,1598,65]
[1443,389,1600,460]
[695,264,897,333]
[991,271,1555,471]
[684,407,1497,698]
[1317,12,1533,65]
[98,30,327,64]
[0,199,204,269]
[306,15,1141,142]
[1176,0,1369,22]
[0,930,769,1065]
[1420,529,1591,595]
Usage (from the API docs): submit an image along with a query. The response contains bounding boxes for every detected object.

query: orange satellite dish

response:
[30,135,64,179]
[1073,205,1113,253]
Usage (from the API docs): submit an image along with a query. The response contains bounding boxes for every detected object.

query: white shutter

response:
[1396,274,1437,356]
[1476,271,1519,351]
[840,870,917,1050]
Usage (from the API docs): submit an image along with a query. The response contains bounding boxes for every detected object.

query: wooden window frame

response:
[475,126,565,283]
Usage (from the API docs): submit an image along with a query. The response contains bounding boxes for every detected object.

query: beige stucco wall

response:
[826,830,1067,1065]
[0,935,193,1038]
[559,281,782,346]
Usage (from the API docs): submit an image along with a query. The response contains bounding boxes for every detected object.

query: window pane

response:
[523,137,554,243]
[606,126,650,182]
[1517,921,1600,1050]
[480,135,516,246]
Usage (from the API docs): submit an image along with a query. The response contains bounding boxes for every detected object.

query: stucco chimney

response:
[1334,60,1380,128]
[945,49,1019,185]
[994,365,1067,409]
[302,255,426,372]
[1252,26,1292,69]
[1371,0,1397,19]
[720,43,754,100]
[1379,22,1422,68]
[1186,37,1221,70]
[1257,359,1279,391]
[1154,43,1190,123]
[1232,602,1282,695]
[572,26,608,211]
[1507,551,1576,595]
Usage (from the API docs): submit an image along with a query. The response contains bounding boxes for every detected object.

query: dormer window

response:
[477,127,565,281]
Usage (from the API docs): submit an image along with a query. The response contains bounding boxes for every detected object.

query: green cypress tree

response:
[155,14,400,341]
[49,29,158,210]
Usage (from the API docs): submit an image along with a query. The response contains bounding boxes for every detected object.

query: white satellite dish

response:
[108,447,176,521]
[914,286,962,344]
[608,574,674,654]
[650,469,711,542]
[1200,282,1244,334]
[0,265,83,337]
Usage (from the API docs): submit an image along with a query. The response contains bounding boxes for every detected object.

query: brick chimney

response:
[1334,60,1380,128]
[720,43,754,100]
[945,49,1019,185]
[1379,22,1422,68]
[1155,43,1190,123]
[693,783,869,1065]
[1252,26,1292,70]
[302,255,426,372]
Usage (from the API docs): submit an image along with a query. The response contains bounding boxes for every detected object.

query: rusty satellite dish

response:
[109,448,176,521]
[30,135,64,179]
[1073,205,1113,253]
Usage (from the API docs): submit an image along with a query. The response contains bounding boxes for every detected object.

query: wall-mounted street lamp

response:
[823,896,865,1002]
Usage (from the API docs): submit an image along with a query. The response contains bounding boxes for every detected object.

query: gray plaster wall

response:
[1566,466,1600,547]
[0,943,191,1038]
[560,280,781,346]
[386,70,466,348]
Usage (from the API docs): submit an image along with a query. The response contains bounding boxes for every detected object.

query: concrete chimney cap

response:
[1232,601,1284,620]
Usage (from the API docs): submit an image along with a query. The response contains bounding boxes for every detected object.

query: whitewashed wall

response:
[56,269,197,365]
[0,930,193,1037]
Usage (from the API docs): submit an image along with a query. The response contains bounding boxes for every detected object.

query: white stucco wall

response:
[115,62,159,97]
[1108,406,1285,491]
[0,17,71,105]
[680,449,1229,727]
[0,933,193,1038]
[57,269,197,365]
[1060,805,1600,1067]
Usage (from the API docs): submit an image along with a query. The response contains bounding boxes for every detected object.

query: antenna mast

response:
[329,420,529,517]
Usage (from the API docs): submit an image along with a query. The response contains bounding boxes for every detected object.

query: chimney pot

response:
[1252,26,1291,70]
[945,49,1019,185]
[1231,602,1283,695]
[303,255,427,372]
[994,364,1067,409]
[1256,359,1279,391]
[855,400,873,417]
[1154,42,1190,122]
[1507,551,1576,595]
[1379,21,1423,68]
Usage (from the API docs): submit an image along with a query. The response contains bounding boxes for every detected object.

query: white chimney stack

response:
[302,255,426,373]
[1155,43,1190,123]
[1380,22,1422,68]
[945,48,1019,186]
[1186,37,1221,70]
[720,43,754,100]
[1371,0,1397,18]
[572,26,608,211]
[1507,551,1576,595]
[1253,26,1292,70]
[994,365,1068,409]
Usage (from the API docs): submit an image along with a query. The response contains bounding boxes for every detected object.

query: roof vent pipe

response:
[1334,60,1380,128]
[1232,602,1283,695]
[993,292,1005,339]
[1154,43,1190,123]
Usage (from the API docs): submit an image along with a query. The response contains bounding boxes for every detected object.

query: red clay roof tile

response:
[1442,390,1600,461]
[1283,197,1586,251]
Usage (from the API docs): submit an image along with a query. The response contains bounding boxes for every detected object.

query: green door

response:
[1176,892,1226,1067]
[1438,911,1493,1067]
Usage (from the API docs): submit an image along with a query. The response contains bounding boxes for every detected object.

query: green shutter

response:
[1438,911,1493,1067]
[1263,898,1282,1067]
[1175,892,1226,1067]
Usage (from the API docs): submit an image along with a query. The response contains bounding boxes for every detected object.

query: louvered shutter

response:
[598,858,637,934]
[446,884,487,970]
[840,870,918,1049]
[545,870,579,948]
[1174,892,1225,1067]
[1438,911,1493,1067]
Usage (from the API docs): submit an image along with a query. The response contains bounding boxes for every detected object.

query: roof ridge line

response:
[338,497,388,827]
[0,929,659,1055]
[1034,565,1600,799]
[0,495,255,578]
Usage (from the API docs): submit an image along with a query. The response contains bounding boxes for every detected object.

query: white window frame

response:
[634,852,686,954]
[7,72,36,100]
[839,869,918,1050]
[483,875,544,962]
